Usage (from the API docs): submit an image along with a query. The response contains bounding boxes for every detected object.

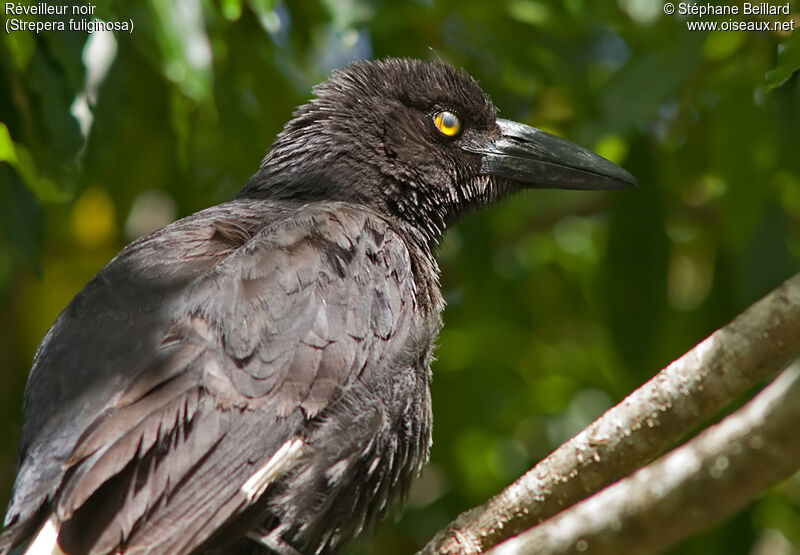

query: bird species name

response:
[3,2,133,34]
[4,2,94,15]
[5,17,131,33]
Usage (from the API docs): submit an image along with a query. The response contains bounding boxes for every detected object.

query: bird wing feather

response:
[3,199,419,555]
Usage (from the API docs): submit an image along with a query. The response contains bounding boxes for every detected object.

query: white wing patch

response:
[24,515,64,555]
[241,437,305,503]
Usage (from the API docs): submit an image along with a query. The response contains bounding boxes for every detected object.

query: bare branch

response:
[421,272,800,554]
[488,363,800,555]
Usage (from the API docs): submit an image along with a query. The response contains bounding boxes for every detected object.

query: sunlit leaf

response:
[703,31,745,61]
[147,0,213,101]
[248,0,280,33]
[221,0,243,21]
[70,188,117,249]
[593,134,629,165]
[319,0,373,30]
[0,123,16,163]
[0,123,69,202]
[766,31,800,90]
[507,0,551,26]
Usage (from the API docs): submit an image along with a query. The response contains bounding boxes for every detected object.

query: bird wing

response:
[3,199,421,554]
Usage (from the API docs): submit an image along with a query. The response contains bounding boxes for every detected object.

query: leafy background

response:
[2,1,800,553]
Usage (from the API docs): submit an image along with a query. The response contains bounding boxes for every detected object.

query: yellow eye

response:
[434,110,461,137]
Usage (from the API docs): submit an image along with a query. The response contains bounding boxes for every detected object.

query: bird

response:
[0,58,636,555]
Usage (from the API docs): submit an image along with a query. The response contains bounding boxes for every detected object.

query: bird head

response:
[242,58,636,242]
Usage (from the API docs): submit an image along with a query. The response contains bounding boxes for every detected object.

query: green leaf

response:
[0,123,69,202]
[221,0,243,21]
[703,31,745,61]
[147,0,213,101]
[0,122,17,164]
[507,0,552,26]
[319,0,373,30]
[766,31,800,90]
[248,0,280,33]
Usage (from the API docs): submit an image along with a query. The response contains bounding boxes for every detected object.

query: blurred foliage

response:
[1,1,799,553]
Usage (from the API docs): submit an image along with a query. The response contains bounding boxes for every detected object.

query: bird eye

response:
[433,110,461,137]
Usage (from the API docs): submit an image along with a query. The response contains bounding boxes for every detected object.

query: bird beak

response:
[474,119,638,190]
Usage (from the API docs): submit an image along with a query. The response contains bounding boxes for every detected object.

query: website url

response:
[686,19,796,30]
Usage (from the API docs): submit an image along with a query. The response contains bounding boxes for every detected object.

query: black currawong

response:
[1,58,636,555]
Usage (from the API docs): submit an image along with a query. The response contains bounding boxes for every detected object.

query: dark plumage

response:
[1,58,636,555]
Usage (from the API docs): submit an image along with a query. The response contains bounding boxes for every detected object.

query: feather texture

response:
[3,201,438,554]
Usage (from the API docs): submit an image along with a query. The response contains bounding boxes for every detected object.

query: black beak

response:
[473,119,638,190]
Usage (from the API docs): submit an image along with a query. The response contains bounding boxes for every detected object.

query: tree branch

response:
[488,362,800,555]
[421,272,800,554]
